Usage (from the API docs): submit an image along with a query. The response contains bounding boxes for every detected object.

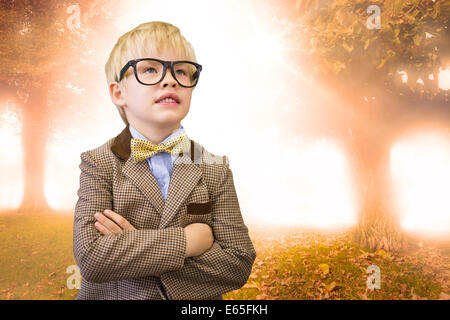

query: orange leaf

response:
[376,249,387,257]
[255,293,268,300]
[325,281,337,292]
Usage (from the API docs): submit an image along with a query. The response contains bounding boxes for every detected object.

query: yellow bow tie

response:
[131,133,189,162]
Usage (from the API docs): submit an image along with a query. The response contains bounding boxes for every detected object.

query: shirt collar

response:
[129,123,186,144]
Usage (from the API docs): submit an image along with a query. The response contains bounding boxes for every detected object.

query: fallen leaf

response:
[255,293,268,299]
[318,263,330,274]
[358,252,370,259]
[359,290,370,300]
[376,249,386,258]
[281,277,293,286]
[325,281,337,292]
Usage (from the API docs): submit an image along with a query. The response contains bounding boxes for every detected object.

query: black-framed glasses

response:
[117,58,202,88]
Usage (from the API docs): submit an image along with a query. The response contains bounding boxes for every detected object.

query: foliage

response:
[0,0,109,92]
[297,0,449,97]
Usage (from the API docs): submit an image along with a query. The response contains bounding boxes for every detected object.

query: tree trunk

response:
[18,78,53,214]
[349,128,409,252]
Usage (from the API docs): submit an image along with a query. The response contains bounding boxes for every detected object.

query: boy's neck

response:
[130,121,181,145]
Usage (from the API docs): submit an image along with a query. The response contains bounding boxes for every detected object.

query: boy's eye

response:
[175,69,187,76]
[145,68,157,74]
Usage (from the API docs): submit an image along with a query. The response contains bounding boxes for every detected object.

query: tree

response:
[276,0,449,251]
[0,0,112,213]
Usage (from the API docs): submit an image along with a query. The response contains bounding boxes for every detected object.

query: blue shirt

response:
[129,123,186,201]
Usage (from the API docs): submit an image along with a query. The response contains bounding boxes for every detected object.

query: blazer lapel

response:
[111,124,165,215]
[159,152,202,229]
[110,124,202,228]
[122,156,166,215]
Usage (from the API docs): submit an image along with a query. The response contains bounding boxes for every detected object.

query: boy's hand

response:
[94,210,136,235]
[184,223,214,258]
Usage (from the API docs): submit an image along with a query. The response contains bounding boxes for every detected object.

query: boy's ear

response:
[109,82,127,107]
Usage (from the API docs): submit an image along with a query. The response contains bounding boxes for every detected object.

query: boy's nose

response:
[161,67,177,86]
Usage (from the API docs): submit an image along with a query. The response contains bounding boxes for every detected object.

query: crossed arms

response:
[73,151,256,299]
[93,209,213,259]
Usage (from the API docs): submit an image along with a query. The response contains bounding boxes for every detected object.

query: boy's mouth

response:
[156,92,180,104]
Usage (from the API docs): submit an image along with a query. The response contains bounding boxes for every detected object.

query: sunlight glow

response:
[391,131,450,235]
[0,103,23,209]
[438,67,450,90]
[241,128,358,229]
[44,123,119,211]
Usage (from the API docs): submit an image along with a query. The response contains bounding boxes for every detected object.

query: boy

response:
[73,21,256,300]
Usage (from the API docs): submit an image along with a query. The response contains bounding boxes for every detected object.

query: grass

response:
[0,212,78,299]
[0,213,448,300]
[224,226,449,300]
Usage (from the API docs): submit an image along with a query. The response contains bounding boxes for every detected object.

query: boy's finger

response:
[94,221,114,235]
[104,210,136,231]
[95,212,122,234]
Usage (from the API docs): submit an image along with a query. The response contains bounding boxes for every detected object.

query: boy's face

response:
[110,49,193,131]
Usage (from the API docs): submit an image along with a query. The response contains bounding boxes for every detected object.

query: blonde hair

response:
[105,21,198,125]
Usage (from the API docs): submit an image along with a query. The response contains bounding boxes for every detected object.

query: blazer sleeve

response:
[73,151,187,283]
[160,156,257,299]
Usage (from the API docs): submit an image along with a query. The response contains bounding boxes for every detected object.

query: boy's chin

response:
[153,110,187,121]
[149,117,184,127]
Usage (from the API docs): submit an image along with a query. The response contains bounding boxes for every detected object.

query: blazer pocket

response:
[186,201,212,215]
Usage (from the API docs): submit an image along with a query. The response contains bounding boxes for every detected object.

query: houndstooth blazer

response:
[73,124,256,300]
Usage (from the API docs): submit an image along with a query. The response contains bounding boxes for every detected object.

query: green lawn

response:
[0,213,448,300]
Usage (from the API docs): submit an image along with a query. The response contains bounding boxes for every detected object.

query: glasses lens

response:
[135,60,200,86]
[135,60,164,85]
[173,62,200,87]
